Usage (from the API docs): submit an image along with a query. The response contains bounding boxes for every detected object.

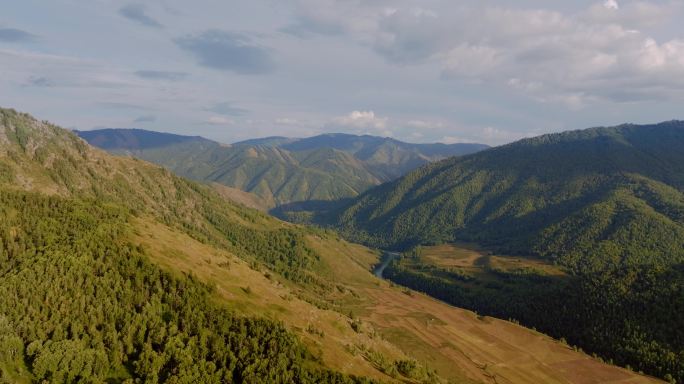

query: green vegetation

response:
[330,122,684,272]
[0,189,372,383]
[0,108,328,289]
[327,123,684,382]
[349,345,441,383]
[0,107,379,382]
[77,129,487,208]
[4,107,678,383]
[385,252,684,383]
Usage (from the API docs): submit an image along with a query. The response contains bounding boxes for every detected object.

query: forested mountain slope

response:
[326,122,684,382]
[77,129,487,207]
[330,122,684,272]
[0,108,380,383]
[0,107,661,384]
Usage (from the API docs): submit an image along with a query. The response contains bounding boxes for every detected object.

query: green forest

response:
[329,123,684,271]
[3,107,684,383]
[0,189,372,383]
[77,129,486,207]
[384,252,684,383]
[0,108,377,383]
[326,122,684,383]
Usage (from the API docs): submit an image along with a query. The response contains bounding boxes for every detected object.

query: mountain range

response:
[328,121,684,271]
[3,107,660,383]
[322,121,684,382]
[76,128,488,209]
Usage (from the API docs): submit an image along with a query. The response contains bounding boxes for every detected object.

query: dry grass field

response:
[133,219,662,384]
[420,243,566,277]
[420,244,484,269]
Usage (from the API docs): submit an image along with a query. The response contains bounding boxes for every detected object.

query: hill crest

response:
[77,128,488,207]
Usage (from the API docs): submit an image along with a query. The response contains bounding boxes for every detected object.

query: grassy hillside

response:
[76,129,487,208]
[325,122,684,382]
[0,190,382,384]
[280,133,489,181]
[329,122,684,272]
[0,107,660,384]
[384,245,683,383]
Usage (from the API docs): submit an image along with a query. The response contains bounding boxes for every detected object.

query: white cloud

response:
[330,110,390,135]
[406,120,445,129]
[586,1,676,28]
[604,0,620,10]
[288,1,684,107]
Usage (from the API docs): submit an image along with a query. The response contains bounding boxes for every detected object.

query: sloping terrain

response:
[134,215,662,384]
[77,129,487,207]
[329,122,684,271]
[0,107,661,383]
[325,122,684,382]
[0,108,378,383]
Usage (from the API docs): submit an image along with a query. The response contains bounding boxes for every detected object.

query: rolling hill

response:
[76,129,488,208]
[0,107,661,384]
[329,121,684,271]
[325,121,684,382]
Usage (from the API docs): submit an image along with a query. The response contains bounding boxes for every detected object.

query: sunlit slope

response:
[0,108,377,382]
[77,129,487,207]
[130,214,662,384]
[0,108,662,383]
[330,122,684,271]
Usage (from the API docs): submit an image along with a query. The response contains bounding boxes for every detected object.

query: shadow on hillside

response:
[269,198,353,224]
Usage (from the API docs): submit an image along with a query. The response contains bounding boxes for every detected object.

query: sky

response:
[1,0,684,145]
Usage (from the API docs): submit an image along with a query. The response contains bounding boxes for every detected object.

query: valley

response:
[5,2,684,383]
[372,252,398,278]
[322,123,684,383]
[133,217,662,384]
[76,129,487,209]
[0,108,677,383]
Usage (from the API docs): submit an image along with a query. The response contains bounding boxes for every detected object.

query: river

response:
[373,251,400,279]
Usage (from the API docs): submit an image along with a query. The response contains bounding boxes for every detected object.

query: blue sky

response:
[1,0,684,145]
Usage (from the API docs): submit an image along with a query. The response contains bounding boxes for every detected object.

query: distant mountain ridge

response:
[77,128,488,208]
[3,107,660,384]
[327,120,684,271]
[75,128,213,150]
[233,136,297,147]
[322,121,684,383]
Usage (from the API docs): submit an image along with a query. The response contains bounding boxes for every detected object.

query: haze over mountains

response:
[77,128,487,208]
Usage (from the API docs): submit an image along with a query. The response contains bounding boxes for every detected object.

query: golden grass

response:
[132,217,406,382]
[133,219,662,384]
[310,241,662,384]
[211,182,274,211]
[420,243,566,276]
[420,243,484,268]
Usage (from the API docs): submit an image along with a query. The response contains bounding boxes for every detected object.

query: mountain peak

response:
[78,127,488,207]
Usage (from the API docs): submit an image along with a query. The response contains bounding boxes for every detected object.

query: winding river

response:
[373,251,400,279]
